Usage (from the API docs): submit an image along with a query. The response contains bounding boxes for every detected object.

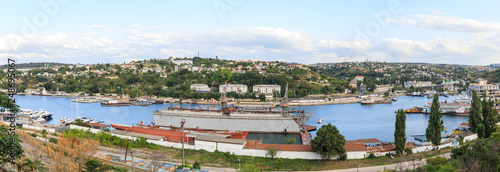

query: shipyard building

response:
[219,84,248,94]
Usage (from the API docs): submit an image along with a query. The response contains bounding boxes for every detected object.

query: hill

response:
[481,68,500,83]
[0,62,68,69]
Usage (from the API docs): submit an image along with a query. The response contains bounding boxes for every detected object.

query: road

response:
[312,153,451,172]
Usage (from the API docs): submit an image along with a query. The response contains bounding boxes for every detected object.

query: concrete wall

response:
[347,151,368,159]
[69,125,103,134]
[22,124,56,133]
[153,113,301,133]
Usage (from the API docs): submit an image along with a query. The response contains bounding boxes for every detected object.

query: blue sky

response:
[1,0,500,65]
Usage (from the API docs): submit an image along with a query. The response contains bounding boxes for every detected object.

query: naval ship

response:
[152,83,313,133]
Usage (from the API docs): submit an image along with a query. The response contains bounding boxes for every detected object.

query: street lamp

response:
[181,118,186,167]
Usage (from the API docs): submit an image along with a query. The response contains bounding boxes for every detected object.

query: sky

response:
[1,0,500,65]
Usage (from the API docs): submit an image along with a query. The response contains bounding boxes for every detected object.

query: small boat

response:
[78,117,97,123]
[392,96,397,101]
[398,106,423,113]
[427,94,434,98]
[361,98,392,104]
[317,118,323,124]
[33,117,46,123]
[59,117,75,125]
[450,107,468,116]
[101,99,131,106]
[131,99,153,106]
[151,100,164,104]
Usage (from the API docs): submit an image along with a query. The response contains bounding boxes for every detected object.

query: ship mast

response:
[281,82,289,117]
[221,81,229,115]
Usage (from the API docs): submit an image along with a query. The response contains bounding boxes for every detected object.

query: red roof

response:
[366,143,415,153]
[358,138,382,144]
[460,122,469,127]
[244,140,312,151]
[355,76,364,78]
[344,143,366,152]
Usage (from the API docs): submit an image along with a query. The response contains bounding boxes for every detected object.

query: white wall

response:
[69,125,102,134]
[22,124,56,133]
[347,151,367,159]
[463,135,478,142]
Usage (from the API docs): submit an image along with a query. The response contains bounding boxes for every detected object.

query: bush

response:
[426,156,447,166]
[51,133,58,136]
[193,161,201,170]
[339,154,347,161]
[404,148,413,154]
[49,138,58,144]
[42,129,47,135]
[30,133,37,137]
[42,133,46,138]
[367,153,376,159]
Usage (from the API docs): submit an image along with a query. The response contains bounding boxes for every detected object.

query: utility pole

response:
[181,118,186,167]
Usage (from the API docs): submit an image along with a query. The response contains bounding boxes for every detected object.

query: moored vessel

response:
[101,99,131,106]
[152,83,313,133]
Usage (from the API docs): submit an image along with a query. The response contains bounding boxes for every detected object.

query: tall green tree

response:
[311,123,346,160]
[426,94,444,146]
[483,99,498,138]
[468,90,481,133]
[394,109,407,155]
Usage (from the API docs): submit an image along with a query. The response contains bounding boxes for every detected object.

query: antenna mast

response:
[281,82,289,117]
[221,81,229,115]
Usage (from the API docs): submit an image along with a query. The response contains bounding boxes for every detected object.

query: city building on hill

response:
[467,78,500,100]
[253,84,280,95]
[190,84,210,92]
[404,81,432,88]
[171,59,193,66]
[219,84,248,94]
[355,76,364,81]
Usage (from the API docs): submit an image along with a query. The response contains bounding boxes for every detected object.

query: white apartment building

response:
[190,84,210,92]
[467,79,500,100]
[171,59,193,66]
[253,84,280,95]
[219,84,248,94]
[404,81,432,88]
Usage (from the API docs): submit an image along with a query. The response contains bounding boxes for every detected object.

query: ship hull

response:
[361,101,391,104]
[153,110,303,133]
[111,123,249,142]
[101,102,131,106]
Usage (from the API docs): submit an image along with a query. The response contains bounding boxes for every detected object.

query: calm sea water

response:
[13,95,466,143]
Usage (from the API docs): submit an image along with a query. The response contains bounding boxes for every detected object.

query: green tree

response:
[477,123,485,138]
[468,90,481,133]
[426,94,444,146]
[284,137,297,145]
[192,161,201,170]
[394,109,406,155]
[311,123,346,160]
[482,99,497,138]
[258,93,266,102]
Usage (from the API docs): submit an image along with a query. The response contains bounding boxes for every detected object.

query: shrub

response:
[367,153,376,159]
[49,138,58,144]
[193,161,201,170]
[404,148,413,154]
[42,133,46,138]
[30,133,37,137]
[339,154,347,161]
[426,156,447,166]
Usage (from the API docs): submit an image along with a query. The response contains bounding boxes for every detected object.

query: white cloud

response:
[92,25,107,29]
[389,14,500,33]
[1,25,500,65]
